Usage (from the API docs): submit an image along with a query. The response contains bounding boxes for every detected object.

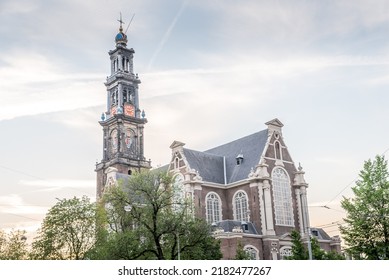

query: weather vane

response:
[117,12,135,34]
[118,12,125,30]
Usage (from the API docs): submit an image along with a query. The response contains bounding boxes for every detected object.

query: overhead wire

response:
[323,146,389,208]
[0,163,95,223]
[0,164,95,197]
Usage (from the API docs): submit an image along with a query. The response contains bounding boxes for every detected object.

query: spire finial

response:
[298,162,303,171]
[115,13,128,46]
[118,12,125,32]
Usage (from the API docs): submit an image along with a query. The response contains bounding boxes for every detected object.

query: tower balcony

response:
[105,71,140,85]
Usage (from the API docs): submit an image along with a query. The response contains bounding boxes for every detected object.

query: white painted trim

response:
[232,190,250,221]
[243,245,260,260]
[271,167,295,227]
[263,157,294,165]
[205,191,222,223]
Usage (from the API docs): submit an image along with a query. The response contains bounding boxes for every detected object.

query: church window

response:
[233,191,249,222]
[124,57,128,72]
[123,88,128,103]
[244,245,259,260]
[274,141,282,160]
[172,173,184,211]
[280,246,292,259]
[111,89,118,105]
[272,167,294,226]
[205,192,222,223]
[174,157,180,169]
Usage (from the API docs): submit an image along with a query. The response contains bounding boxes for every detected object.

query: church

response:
[95,22,341,260]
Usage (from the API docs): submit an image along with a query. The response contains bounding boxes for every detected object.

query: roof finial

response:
[118,12,125,32]
[115,13,128,46]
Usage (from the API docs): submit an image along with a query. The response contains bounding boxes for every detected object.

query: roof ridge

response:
[183,147,224,158]
[204,129,268,153]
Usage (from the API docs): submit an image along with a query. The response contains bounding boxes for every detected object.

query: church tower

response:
[96,20,151,198]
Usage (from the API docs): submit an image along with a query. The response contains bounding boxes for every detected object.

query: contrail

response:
[147,0,190,70]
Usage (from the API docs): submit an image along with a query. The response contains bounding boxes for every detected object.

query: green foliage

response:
[340,155,389,260]
[286,230,308,260]
[0,229,29,260]
[31,196,97,260]
[286,230,344,260]
[88,170,222,260]
[234,241,252,260]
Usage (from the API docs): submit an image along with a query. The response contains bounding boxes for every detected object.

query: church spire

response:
[96,18,151,198]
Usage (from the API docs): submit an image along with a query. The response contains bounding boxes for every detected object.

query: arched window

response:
[280,246,292,259]
[172,173,184,211]
[274,141,282,160]
[205,192,222,223]
[110,129,118,154]
[272,168,294,226]
[233,191,249,222]
[244,245,259,260]
[174,157,179,169]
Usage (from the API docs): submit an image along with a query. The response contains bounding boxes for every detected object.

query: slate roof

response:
[183,149,225,184]
[213,220,260,235]
[311,227,332,240]
[183,129,269,184]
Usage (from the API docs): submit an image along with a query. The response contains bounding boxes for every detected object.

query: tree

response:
[89,170,222,260]
[234,241,251,260]
[340,155,389,260]
[31,196,96,260]
[286,230,308,260]
[286,230,344,260]
[0,229,29,260]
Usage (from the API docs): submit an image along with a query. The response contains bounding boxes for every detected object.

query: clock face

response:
[124,104,135,117]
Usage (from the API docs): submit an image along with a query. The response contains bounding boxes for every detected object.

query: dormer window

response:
[236,153,244,165]
[241,221,249,231]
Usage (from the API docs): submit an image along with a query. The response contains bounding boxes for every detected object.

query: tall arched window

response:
[206,192,221,223]
[233,191,249,222]
[272,167,294,226]
[172,173,184,212]
[274,141,282,160]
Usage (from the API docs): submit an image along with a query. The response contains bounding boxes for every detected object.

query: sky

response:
[1,0,389,241]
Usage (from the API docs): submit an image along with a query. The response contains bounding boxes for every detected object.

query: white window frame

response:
[205,192,222,223]
[233,190,249,222]
[244,245,259,260]
[272,167,294,226]
[274,140,282,160]
[280,246,293,259]
[172,173,185,211]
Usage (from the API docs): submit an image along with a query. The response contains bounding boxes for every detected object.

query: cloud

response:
[19,179,95,190]
[0,194,48,215]
[0,50,105,121]
[0,0,39,15]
